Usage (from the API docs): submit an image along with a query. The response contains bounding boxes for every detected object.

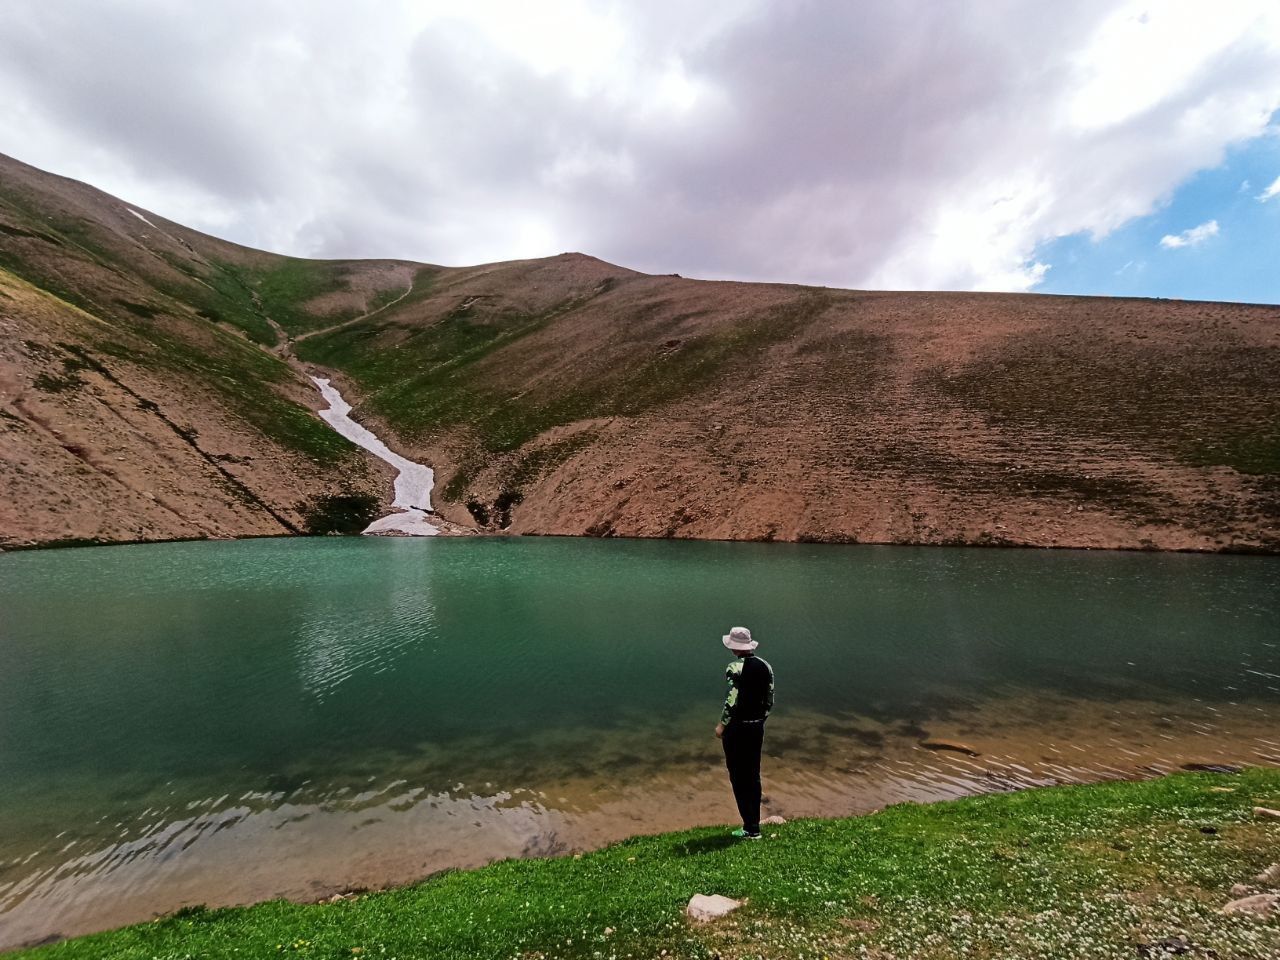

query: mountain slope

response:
[298,270,1280,551]
[0,153,402,546]
[2,152,1277,551]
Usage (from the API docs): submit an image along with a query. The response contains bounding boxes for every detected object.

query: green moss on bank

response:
[20,769,1280,960]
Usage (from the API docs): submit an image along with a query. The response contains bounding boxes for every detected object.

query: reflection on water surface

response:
[0,537,1276,947]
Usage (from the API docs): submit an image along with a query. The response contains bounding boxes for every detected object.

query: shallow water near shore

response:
[0,537,1277,948]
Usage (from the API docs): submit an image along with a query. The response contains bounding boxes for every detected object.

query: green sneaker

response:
[731,828,762,839]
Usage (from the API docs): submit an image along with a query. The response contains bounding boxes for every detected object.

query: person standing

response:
[714,626,774,839]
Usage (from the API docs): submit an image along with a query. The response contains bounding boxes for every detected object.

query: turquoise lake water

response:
[1,537,1276,946]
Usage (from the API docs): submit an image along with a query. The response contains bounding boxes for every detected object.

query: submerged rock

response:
[686,894,742,922]
[1181,762,1243,773]
[919,737,981,757]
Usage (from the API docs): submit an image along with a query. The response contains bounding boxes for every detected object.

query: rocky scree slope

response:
[2,152,1278,551]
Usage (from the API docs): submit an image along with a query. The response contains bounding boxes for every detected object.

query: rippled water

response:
[0,537,1277,947]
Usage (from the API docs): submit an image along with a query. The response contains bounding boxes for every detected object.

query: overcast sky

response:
[2,1,1279,301]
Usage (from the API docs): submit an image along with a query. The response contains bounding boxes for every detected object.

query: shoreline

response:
[4,684,1277,951]
[5,528,1279,555]
[11,768,1279,958]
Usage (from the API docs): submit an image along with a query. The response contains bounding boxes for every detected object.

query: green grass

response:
[366,274,424,313]
[210,257,425,338]
[1,262,349,465]
[301,290,832,504]
[186,259,434,343]
[65,305,350,468]
[153,257,402,344]
[1184,431,1280,477]
[475,292,829,454]
[0,184,117,271]
[180,259,278,345]
[0,247,100,315]
[0,242,350,467]
[0,181,265,347]
[391,267,442,310]
[0,222,66,246]
[500,431,598,491]
[88,325,351,465]
[294,300,566,444]
[938,337,1280,476]
[163,257,349,345]
[244,259,352,336]
[20,769,1280,960]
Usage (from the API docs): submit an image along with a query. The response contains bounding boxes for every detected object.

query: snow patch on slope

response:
[311,376,438,536]
[125,208,157,228]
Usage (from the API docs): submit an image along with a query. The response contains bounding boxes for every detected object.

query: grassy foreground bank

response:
[20,770,1280,960]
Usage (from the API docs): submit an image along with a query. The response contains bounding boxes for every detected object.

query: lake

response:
[1,537,1277,948]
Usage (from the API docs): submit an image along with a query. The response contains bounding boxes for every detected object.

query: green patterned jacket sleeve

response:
[720,660,742,725]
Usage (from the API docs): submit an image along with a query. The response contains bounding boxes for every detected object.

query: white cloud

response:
[1159,220,1220,248]
[1068,1,1271,131]
[1257,174,1280,201]
[0,0,1277,292]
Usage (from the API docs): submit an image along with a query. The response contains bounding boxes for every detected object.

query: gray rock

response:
[761,815,787,825]
[1230,883,1254,897]
[1257,862,1280,887]
[686,894,742,922]
[1221,892,1278,918]
[1253,807,1280,820]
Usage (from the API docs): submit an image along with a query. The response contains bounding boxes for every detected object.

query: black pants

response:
[722,721,764,833]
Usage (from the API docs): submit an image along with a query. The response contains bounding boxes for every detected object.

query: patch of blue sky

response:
[1031,127,1280,305]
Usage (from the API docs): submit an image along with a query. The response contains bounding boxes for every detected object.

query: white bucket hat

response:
[722,626,758,652]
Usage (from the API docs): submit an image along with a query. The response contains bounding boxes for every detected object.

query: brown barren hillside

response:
[1,152,1277,552]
